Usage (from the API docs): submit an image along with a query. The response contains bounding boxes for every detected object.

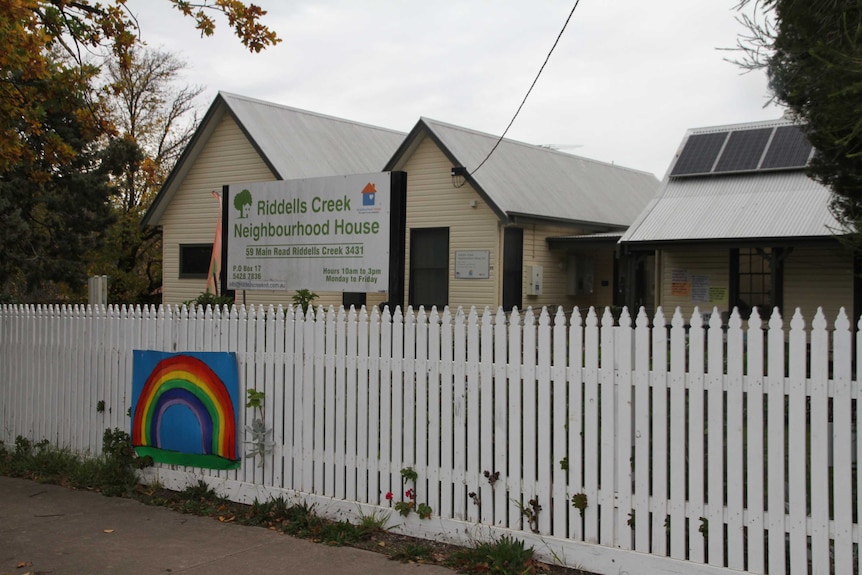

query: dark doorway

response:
[502,227,524,311]
[409,228,449,308]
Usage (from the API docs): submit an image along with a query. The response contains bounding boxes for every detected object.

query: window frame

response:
[730,247,784,318]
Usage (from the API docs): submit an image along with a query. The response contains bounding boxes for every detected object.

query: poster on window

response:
[709,287,728,305]
[671,268,691,297]
[691,275,710,302]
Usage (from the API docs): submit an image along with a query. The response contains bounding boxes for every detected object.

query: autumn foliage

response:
[0,0,279,299]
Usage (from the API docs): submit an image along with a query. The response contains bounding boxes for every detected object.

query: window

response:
[179,244,213,279]
[731,247,783,317]
[502,227,523,311]
[409,228,448,308]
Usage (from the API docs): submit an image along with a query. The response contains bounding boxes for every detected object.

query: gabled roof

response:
[143,92,405,226]
[384,118,659,229]
[620,117,844,246]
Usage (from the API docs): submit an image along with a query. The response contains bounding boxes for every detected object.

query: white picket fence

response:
[0,302,859,575]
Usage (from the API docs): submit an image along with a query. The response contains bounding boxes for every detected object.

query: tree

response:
[89,47,204,303]
[0,55,116,295]
[106,47,204,213]
[0,1,278,300]
[734,1,862,240]
[1,1,279,175]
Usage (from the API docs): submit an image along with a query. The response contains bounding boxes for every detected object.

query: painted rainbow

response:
[132,354,237,461]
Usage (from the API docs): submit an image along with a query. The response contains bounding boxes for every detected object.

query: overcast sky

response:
[131,1,782,179]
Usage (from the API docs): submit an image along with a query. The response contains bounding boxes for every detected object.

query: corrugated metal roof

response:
[222,92,405,179]
[390,118,660,228]
[621,118,843,244]
[143,92,405,226]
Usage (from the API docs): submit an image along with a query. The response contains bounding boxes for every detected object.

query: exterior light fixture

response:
[451,166,468,188]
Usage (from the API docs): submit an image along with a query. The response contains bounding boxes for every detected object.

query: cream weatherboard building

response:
[142,93,405,306]
[384,118,657,312]
[620,117,858,324]
[143,92,659,311]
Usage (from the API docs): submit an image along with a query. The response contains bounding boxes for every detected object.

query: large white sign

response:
[226,173,391,292]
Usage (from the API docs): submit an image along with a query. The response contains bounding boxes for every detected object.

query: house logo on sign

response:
[233,189,252,219]
[362,182,376,206]
[357,182,381,214]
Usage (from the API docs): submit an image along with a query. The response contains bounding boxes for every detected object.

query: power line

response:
[471,0,581,177]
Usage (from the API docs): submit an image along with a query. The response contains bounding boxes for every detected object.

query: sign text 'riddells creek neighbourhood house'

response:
[226,172,398,293]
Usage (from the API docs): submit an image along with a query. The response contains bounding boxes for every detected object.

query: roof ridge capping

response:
[419,116,656,177]
[219,91,405,136]
[687,115,799,135]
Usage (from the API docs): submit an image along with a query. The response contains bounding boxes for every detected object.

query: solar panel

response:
[760,125,812,169]
[670,123,813,178]
[714,128,772,172]
[670,132,728,176]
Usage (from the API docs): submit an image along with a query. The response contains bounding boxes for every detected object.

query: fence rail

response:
[1,302,859,575]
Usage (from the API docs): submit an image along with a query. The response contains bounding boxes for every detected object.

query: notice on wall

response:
[709,287,728,305]
[671,268,691,297]
[226,173,393,292]
[691,274,710,302]
[454,250,490,279]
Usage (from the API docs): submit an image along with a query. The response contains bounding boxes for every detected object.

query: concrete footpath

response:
[0,476,454,575]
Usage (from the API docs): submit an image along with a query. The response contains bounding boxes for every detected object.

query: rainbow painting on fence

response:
[131,351,240,470]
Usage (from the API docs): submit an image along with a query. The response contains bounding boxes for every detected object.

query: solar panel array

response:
[670,124,813,177]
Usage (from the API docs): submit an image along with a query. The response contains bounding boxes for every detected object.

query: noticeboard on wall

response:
[454,250,490,279]
[670,268,728,305]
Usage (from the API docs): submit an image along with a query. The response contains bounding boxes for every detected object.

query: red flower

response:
[385,491,394,500]
[405,488,415,500]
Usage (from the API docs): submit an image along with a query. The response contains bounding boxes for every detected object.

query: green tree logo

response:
[234,189,252,218]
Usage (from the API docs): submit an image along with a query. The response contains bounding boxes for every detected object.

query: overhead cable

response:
[471,0,581,177]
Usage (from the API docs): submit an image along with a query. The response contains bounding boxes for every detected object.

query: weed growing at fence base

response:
[390,541,436,563]
[447,535,536,574]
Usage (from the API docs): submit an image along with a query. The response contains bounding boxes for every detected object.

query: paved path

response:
[0,476,454,575]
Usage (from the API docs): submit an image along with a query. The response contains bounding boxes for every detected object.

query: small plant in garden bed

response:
[183,292,234,309]
[292,288,318,313]
[178,480,226,514]
[446,535,537,574]
[390,542,436,563]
